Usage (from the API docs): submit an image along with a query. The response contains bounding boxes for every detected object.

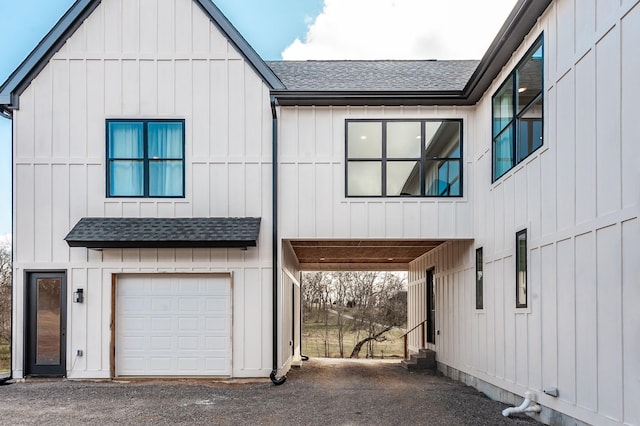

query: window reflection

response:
[346,120,462,197]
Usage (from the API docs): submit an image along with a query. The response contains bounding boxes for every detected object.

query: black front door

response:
[25,272,67,377]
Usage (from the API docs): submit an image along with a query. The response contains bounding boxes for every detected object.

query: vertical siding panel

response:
[34,67,52,158]
[52,165,69,263]
[86,165,103,216]
[191,60,210,158]
[297,108,315,159]
[515,314,527,387]
[52,60,70,158]
[596,0,619,29]
[86,60,104,159]
[228,164,247,217]
[349,203,367,238]
[595,28,621,217]
[85,5,104,53]
[69,165,87,263]
[555,72,575,231]
[503,177,515,239]
[621,5,640,209]
[494,258,504,379]
[385,203,403,238]
[485,261,495,377]
[314,109,333,158]
[279,164,298,237]
[556,238,576,404]
[526,158,541,241]
[596,225,623,421]
[622,219,640,425]
[174,0,192,52]
[191,0,209,52]
[575,0,595,53]
[279,109,297,159]
[139,60,157,116]
[244,69,262,159]
[121,60,140,115]
[69,60,88,159]
[157,60,174,115]
[315,163,332,235]
[494,185,505,251]
[103,0,122,53]
[298,164,315,237]
[34,165,52,262]
[575,232,597,411]
[16,165,35,261]
[210,60,228,158]
[574,51,596,225]
[245,163,262,217]
[174,60,191,115]
[15,89,35,158]
[540,244,557,391]
[210,164,229,216]
[403,203,419,238]
[437,202,455,238]
[85,269,102,371]
[157,0,175,52]
[367,202,383,237]
[122,202,139,217]
[71,269,87,372]
[556,0,575,73]
[121,0,140,53]
[332,164,348,236]
[420,203,438,236]
[104,60,122,116]
[228,60,245,158]
[540,149,557,236]
[243,268,261,370]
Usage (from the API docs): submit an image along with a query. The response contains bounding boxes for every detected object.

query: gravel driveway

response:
[0,358,537,425]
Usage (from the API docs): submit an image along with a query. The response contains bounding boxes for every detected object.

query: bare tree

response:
[0,241,11,343]
[349,272,406,359]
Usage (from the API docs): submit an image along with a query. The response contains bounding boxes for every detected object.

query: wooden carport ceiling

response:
[289,240,445,271]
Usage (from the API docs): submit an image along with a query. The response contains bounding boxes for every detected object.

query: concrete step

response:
[401,349,436,370]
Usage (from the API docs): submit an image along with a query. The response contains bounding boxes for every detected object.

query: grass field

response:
[0,340,9,373]
[302,308,406,359]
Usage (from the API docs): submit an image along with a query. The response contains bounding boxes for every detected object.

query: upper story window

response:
[492,36,543,181]
[107,119,185,198]
[346,120,462,197]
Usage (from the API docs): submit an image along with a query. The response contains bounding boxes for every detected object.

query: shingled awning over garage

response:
[64,217,261,249]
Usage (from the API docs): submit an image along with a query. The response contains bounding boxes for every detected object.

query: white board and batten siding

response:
[277,106,475,241]
[408,1,640,425]
[12,0,275,378]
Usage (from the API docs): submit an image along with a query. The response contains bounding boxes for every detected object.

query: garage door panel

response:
[116,274,232,376]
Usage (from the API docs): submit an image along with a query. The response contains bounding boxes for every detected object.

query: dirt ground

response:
[0,358,537,425]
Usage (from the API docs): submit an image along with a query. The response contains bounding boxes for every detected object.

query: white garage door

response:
[116,274,232,376]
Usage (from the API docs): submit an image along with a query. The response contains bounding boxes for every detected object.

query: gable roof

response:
[65,217,261,249]
[266,60,480,92]
[0,0,284,115]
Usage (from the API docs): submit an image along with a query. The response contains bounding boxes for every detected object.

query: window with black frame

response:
[516,230,527,308]
[476,247,483,310]
[492,36,543,181]
[107,119,185,198]
[346,120,462,197]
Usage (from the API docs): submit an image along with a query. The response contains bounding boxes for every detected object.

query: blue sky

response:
[0,0,516,237]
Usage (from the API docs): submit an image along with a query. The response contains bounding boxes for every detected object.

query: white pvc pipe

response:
[502,392,542,417]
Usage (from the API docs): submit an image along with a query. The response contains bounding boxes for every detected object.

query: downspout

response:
[269,96,286,385]
[502,392,541,417]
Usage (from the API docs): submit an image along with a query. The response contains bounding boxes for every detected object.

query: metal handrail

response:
[402,320,427,359]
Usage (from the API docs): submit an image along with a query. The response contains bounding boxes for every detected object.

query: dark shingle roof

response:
[266,60,480,92]
[65,217,261,249]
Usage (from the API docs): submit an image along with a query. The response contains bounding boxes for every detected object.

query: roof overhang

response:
[65,217,261,249]
[270,90,466,107]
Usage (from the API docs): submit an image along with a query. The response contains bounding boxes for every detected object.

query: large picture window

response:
[107,120,185,197]
[492,36,543,181]
[346,119,462,197]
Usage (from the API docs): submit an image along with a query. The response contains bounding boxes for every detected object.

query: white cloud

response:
[282,0,518,60]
